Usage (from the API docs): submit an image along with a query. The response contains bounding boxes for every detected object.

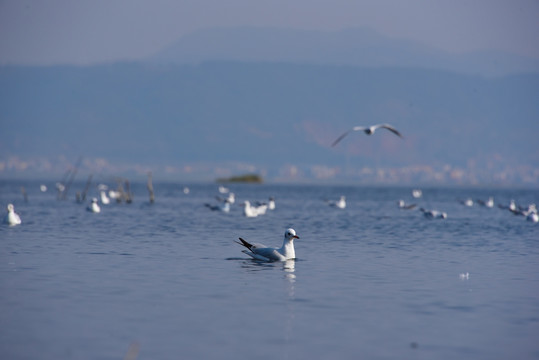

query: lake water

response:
[1,180,538,360]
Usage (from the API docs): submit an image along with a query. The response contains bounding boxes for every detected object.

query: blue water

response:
[1,180,538,360]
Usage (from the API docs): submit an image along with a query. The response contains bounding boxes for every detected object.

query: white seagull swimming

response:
[268,197,276,210]
[477,197,494,208]
[327,196,346,209]
[331,123,403,147]
[241,200,267,217]
[236,228,300,261]
[87,198,101,213]
[398,199,417,210]
[420,208,447,219]
[4,204,22,226]
[205,200,231,213]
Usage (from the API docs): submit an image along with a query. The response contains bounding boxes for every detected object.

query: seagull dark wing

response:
[332,127,364,147]
[378,124,403,138]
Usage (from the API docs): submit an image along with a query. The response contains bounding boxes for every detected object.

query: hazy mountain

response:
[152,27,539,77]
[1,62,538,181]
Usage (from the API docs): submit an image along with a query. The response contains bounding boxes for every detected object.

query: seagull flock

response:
[3,124,537,266]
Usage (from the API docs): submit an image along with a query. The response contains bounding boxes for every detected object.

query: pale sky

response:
[1,0,538,65]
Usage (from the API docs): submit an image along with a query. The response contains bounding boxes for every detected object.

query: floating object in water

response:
[268,197,276,210]
[412,189,422,198]
[236,228,299,262]
[327,196,346,209]
[205,200,231,213]
[420,208,447,219]
[3,204,22,226]
[459,198,474,207]
[87,198,101,213]
[398,199,417,210]
[477,197,494,208]
[100,190,110,205]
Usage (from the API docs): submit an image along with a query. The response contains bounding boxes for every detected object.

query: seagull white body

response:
[4,204,22,226]
[87,198,101,213]
[477,197,494,208]
[242,201,267,217]
[527,212,538,223]
[398,199,417,210]
[236,228,299,262]
[328,196,346,209]
[460,198,474,207]
[205,200,231,213]
[331,123,403,147]
[420,208,447,219]
[100,190,110,205]
[268,197,276,210]
[242,201,258,217]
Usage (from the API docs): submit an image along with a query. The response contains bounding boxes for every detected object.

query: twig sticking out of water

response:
[80,174,93,202]
[147,172,155,204]
[21,186,28,202]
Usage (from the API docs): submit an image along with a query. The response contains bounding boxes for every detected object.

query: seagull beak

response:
[293,235,299,239]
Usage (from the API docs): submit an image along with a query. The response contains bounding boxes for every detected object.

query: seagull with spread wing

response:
[331,123,403,147]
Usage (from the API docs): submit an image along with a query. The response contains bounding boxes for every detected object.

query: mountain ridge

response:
[151,26,539,77]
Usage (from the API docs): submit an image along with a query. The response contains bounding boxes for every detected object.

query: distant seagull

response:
[459,198,474,207]
[331,123,403,147]
[527,212,538,223]
[205,200,231,213]
[412,189,423,199]
[241,201,267,217]
[216,192,235,204]
[327,196,346,209]
[236,228,299,262]
[268,197,276,210]
[100,190,110,205]
[498,199,517,212]
[87,198,101,213]
[398,199,417,210]
[420,208,447,219]
[4,204,22,226]
[477,197,494,208]
[40,184,48,192]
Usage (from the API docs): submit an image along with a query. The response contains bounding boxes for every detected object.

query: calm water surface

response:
[1,180,538,360]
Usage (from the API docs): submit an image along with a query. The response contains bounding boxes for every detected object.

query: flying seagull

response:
[236,228,299,261]
[331,123,403,147]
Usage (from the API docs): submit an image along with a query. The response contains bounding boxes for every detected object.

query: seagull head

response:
[284,228,299,241]
[7,203,14,212]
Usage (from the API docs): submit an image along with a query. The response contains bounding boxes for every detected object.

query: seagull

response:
[331,123,403,147]
[398,199,417,210]
[459,198,474,207]
[236,228,299,262]
[100,190,110,205]
[268,197,276,210]
[216,192,235,204]
[420,208,447,219]
[527,212,538,223]
[87,198,101,213]
[205,200,231,213]
[327,196,346,209]
[477,197,494,208]
[241,201,267,217]
[4,204,22,226]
